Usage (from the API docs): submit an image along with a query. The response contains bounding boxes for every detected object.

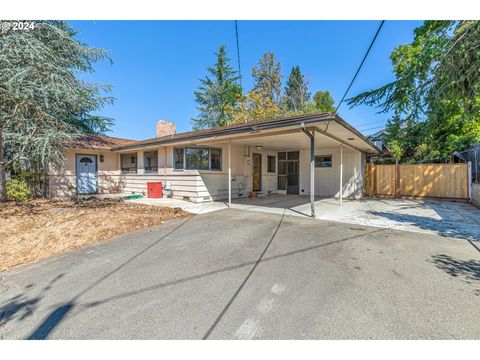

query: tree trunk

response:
[0,126,7,202]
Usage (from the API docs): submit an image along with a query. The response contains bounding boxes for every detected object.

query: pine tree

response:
[283,66,311,112]
[0,21,113,201]
[192,45,241,130]
[251,52,282,102]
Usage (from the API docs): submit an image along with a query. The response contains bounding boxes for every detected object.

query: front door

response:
[76,155,97,194]
[252,153,262,191]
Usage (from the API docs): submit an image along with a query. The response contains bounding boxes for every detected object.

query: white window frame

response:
[173,147,222,171]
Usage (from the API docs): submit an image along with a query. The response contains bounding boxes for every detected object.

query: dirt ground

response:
[0,198,189,271]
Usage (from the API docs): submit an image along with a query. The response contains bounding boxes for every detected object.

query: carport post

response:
[228,141,232,207]
[310,131,315,218]
[301,123,316,218]
[339,143,343,206]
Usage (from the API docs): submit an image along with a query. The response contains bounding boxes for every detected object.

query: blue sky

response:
[69,20,422,140]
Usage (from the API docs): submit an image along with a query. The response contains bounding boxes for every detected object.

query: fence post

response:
[468,161,472,202]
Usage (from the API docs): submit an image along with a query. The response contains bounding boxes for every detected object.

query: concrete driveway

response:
[1,208,480,339]
[129,195,480,240]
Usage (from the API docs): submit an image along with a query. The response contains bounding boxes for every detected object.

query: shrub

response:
[6,178,31,202]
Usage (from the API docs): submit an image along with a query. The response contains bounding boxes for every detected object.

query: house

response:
[367,129,390,154]
[49,112,381,215]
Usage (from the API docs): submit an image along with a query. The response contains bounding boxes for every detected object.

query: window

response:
[287,151,299,160]
[144,151,158,173]
[79,157,93,164]
[121,153,137,173]
[315,155,332,168]
[267,155,276,173]
[185,148,209,170]
[174,147,222,171]
[174,148,184,169]
[210,148,222,170]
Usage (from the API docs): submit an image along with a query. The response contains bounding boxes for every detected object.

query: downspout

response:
[301,123,315,218]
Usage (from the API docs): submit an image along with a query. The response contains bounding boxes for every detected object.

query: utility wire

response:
[358,125,385,133]
[235,20,243,92]
[334,20,385,115]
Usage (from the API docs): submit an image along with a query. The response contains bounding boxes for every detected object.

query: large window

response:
[174,147,222,171]
[144,151,158,173]
[185,148,209,170]
[315,155,332,168]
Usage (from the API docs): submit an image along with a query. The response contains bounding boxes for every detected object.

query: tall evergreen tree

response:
[192,45,241,130]
[0,21,113,201]
[312,90,335,112]
[251,52,282,102]
[283,66,311,112]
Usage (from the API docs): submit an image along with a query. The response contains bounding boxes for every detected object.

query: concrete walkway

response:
[1,208,480,339]
[128,195,480,241]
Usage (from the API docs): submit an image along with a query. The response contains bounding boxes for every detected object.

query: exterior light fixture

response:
[348,137,355,141]
[256,145,263,150]
[100,155,105,162]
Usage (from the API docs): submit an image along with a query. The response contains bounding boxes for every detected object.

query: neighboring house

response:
[49,113,381,203]
[367,129,390,154]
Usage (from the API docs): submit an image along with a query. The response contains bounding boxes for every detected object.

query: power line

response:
[355,119,387,128]
[358,125,385,133]
[334,20,385,115]
[234,20,242,92]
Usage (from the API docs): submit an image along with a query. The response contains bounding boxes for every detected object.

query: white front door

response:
[76,155,97,194]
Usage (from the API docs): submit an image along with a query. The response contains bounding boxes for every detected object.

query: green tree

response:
[0,21,113,201]
[192,45,241,130]
[283,66,311,112]
[348,20,480,162]
[312,90,335,112]
[251,52,282,103]
[228,91,281,125]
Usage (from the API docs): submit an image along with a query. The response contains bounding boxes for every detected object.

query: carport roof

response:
[110,112,381,154]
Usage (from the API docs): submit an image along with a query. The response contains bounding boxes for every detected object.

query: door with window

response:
[278,151,299,194]
[252,153,262,191]
[76,155,97,194]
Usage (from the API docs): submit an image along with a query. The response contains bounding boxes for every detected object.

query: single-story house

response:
[49,112,381,215]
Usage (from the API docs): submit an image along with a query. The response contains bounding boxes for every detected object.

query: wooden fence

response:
[364,163,469,200]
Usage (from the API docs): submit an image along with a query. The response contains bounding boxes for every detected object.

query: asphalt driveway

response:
[1,208,480,339]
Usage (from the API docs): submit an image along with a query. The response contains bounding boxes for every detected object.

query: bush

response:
[6,178,31,202]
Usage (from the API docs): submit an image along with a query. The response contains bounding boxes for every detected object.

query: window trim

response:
[315,154,333,168]
[173,147,222,171]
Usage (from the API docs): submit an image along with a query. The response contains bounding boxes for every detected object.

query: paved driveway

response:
[1,208,480,339]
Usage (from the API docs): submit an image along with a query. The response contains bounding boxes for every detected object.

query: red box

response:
[147,181,163,198]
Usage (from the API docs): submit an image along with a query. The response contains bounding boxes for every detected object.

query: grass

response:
[0,198,189,271]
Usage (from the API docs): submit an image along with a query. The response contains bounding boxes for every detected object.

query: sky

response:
[69,20,423,140]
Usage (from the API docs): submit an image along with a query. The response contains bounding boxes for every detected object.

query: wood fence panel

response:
[364,163,376,197]
[376,164,396,196]
[364,163,468,200]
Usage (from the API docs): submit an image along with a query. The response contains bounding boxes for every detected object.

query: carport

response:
[209,114,381,215]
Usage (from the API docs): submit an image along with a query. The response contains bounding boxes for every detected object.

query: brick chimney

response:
[156,120,176,138]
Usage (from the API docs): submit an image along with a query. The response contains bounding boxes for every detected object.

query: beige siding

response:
[300,147,363,198]
[49,149,120,198]
[49,142,366,202]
